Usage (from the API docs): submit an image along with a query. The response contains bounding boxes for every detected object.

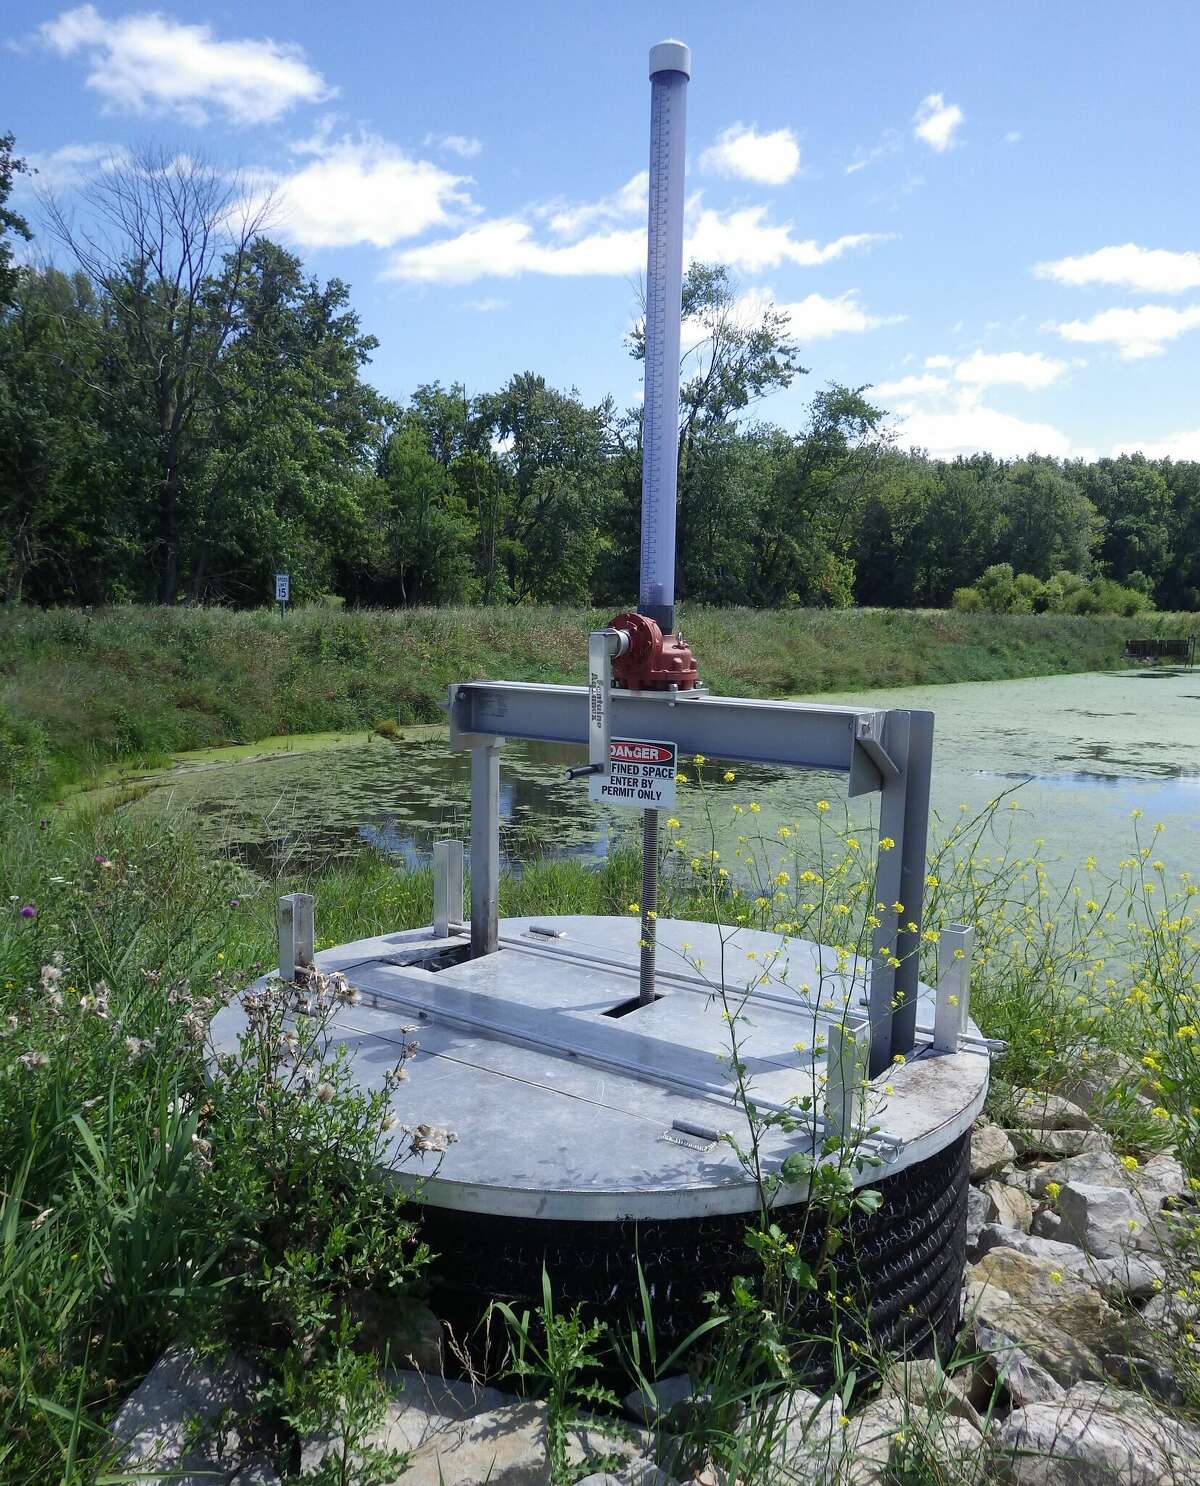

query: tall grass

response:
[2,603,1193,795]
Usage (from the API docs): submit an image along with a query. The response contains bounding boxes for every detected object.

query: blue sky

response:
[5,1,1200,460]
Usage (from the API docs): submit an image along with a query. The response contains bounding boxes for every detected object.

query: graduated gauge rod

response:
[638,40,690,633]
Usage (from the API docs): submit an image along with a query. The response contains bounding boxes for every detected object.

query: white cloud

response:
[913,93,964,153]
[953,349,1068,390]
[777,291,901,341]
[20,141,128,191]
[271,135,473,249]
[463,296,507,312]
[388,197,886,283]
[894,402,1076,459]
[40,4,332,125]
[1034,243,1200,295]
[874,373,951,398]
[387,218,644,282]
[924,353,955,368]
[542,171,647,238]
[700,123,801,185]
[1049,303,1200,360]
[845,128,902,176]
[677,286,898,366]
[1112,428,1200,460]
[1004,130,1022,145]
[685,209,884,274]
[425,132,482,159]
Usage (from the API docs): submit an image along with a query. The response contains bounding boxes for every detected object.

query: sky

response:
[4,1,1200,462]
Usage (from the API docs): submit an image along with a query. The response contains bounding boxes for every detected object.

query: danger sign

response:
[588,737,677,810]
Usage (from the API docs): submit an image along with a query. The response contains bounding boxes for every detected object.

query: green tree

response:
[0,133,32,310]
[45,148,269,602]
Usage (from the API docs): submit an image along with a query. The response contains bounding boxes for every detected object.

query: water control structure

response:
[212,40,991,1363]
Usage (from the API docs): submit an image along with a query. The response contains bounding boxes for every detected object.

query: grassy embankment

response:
[0,603,1194,798]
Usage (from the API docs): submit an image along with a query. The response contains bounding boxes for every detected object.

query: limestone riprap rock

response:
[373,1399,649,1486]
[622,1373,696,1428]
[1137,1150,1187,1203]
[738,1386,843,1485]
[1030,1150,1135,1199]
[995,1380,1200,1486]
[964,1248,1140,1386]
[834,1398,986,1486]
[1033,1208,1065,1240]
[969,1183,999,1251]
[973,1124,1020,1181]
[973,1224,1165,1300]
[974,1322,1066,1409]
[1011,1091,1094,1132]
[574,1464,680,1486]
[983,1178,1036,1233]
[1056,1181,1158,1259]
[112,1346,261,1486]
[878,1357,983,1429]
[1006,1128,1110,1160]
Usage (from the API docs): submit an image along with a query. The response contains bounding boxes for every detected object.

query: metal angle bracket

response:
[849,710,898,797]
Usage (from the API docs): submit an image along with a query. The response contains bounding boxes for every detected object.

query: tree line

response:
[1,139,1197,614]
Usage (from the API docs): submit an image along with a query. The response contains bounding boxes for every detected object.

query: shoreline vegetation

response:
[2,603,1195,801]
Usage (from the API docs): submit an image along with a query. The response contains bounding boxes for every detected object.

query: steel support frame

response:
[447,680,933,1073]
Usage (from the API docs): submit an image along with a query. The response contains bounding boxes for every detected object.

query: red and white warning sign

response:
[588,737,677,810]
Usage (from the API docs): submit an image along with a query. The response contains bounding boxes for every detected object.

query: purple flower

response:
[19,905,36,919]
[229,898,241,908]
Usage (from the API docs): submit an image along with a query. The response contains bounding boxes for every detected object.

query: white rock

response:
[878,1357,982,1428]
[974,1224,1165,1299]
[968,1184,999,1250]
[1032,1208,1064,1240]
[1030,1149,1135,1198]
[360,1399,647,1486]
[1057,1181,1155,1259]
[972,1124,1019,1180]
[1005,1127,1110,1160]
[1011,1090,1094,1131]
[974,1322,1066,1408]
[983,1178,1036,1232]
[1138,1150,1187,1202]
[111,1346,259,1485]
[995,1380,1200,1486]
[574,1464,680,1486]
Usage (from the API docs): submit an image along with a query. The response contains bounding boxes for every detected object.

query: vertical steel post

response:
[933,923,975,1052]
[824,1019,870,1137]
[868,711,909,1075]
[277,892,314,981]
[470,742,500,957]
[433,839,464,937]
[890,709,934,1059]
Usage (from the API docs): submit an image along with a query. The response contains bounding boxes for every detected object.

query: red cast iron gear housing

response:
[607,611,699,691]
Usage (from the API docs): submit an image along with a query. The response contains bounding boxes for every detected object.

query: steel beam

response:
[449,681,890,788]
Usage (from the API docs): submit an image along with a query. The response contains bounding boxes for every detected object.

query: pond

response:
[121,667,1200,886]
